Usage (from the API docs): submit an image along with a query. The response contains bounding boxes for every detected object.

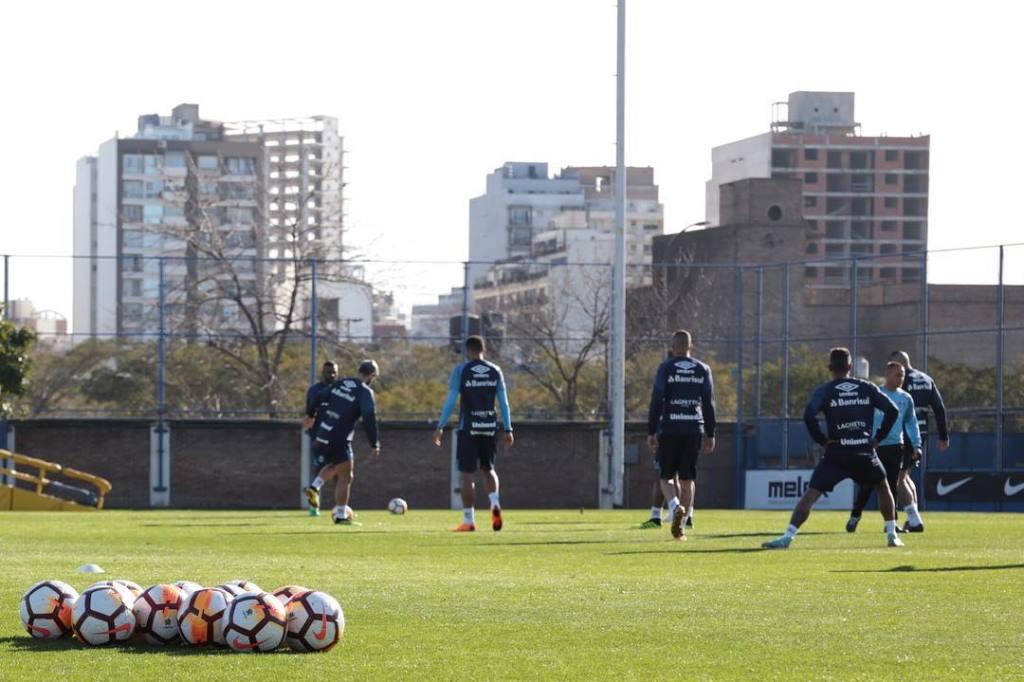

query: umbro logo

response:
[674,361,695,370]
[471,365,491,376]
[343,380,356,388]
[835,382,859,393]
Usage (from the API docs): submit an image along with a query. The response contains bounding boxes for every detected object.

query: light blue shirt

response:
[874,385,922,448]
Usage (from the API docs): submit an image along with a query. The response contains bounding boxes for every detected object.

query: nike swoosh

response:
[1005,478,1024,497]
[107,622,132,635]
[936,477,973,496]
[233,637,259,650]
[313,612,328,641]
[28,623,52,636]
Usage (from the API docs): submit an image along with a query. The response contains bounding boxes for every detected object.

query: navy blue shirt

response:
[309,377,379,450]
[305,381,331,436]
[804,377,899,454]
[647,356,716,437]
[901,367,949,441]
[437,359,512,436]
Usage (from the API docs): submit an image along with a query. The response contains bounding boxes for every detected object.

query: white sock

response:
[311,477,324,491]
[488,492,501,509]
[667,497,680,515]
[784,524,799,539]
[884,520,897,535]
[463,507,475,525]
[905,503,922,524]
[650,506,661,519]
[334,505,351,519]
[685,508,694,523]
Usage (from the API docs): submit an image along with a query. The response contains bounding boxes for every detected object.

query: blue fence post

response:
[734,266,744,507]
[995,245,1005,475]
[781,263,790,469]
[309,259,318,386]
[154,256,168,495]
[850,258,858,365]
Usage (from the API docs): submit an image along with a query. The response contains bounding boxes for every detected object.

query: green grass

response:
[1,509,1022,681]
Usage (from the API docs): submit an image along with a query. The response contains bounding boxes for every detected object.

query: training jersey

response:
[305,380,331,436]
[804,377,898,454]
[901,367,949,440]
[310,377,379,450]
[437,359,512,437]
[647,355,716,437]
[874,385,922,448]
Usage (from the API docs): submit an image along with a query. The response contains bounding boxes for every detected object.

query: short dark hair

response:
[672,330,692,347]
[885,361,904,372]
[828,347,852,371]
[465,335,485,353]
[358,359,379,376]
[322,361,337,369]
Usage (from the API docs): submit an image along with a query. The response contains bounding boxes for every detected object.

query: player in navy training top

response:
[302,361,337,516]
[302,360,380,525]
[433,335,513,532]
[763,347,903,549]
[646,330,716,541]
[890,351,950,532]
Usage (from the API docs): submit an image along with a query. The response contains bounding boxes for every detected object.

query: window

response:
[197,155,219,170]
[199,181,218,196]
[850,242,872,255]
[826,223,846,239]
[226,157,255,175]
[885,150,899,162]
[124,279,143,297]
[123,154,144,174]
[122,205,143,222]
[164,205,184,219]
[851,197,873,216]
[804,148,818,161]
[825,243,845,256]
[804,172,818,184]
[122,255,143,273]
[164,151,186,168]
[881,220,898,232]
[143,181,163,198]
[904,175,926,193]
[851,221,872,240]
[143,155,162,175]
[510,226,531,246]
[827,151,843,169]
[643,223,659,231]
[804,266,818,278]
[224,207,254,224]
[849,151,871,170]
[122,180,143,198]
[122,303,144,322]
[904,198,925,216]
[880,267,898,278]
[224,183,255,200]
[143,204,163,224]
[803,195,817,208]
[904,223,923,240]
[509,207,531,225]
[825,197,847,215]
[805,242,818,254]
[771,149,795,168]
[884,197,899,209]
[904,151,925,170]
[902,268,922,283]
[123,230,143,248]
[826,174,845,192]
[880,243,898,255]
[885,173,898,185]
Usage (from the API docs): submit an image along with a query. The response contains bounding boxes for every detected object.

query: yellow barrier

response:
[0,450,112,511]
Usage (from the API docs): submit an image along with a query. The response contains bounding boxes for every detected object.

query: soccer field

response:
[1,510,1021,681]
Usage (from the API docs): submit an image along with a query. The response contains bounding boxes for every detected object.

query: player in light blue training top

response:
[846,361,922,533]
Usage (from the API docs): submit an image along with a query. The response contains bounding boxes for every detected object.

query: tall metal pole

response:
[995,245,1005,473]
[781,263,791,469]
[920,251,929,374]
[453,261,472,510]
[609,0,627,507]
[850,258,858,367]
[734,267,744,503]
[2,254,8,319]
[155,256,167,494]
[755,266,763,419]
[309,259,318,385]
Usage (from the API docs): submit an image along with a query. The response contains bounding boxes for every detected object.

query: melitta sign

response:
[745,470,854,510]
[925,472,1024,503]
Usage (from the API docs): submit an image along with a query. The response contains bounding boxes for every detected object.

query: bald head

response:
[889,351,911,369]
[671,330,693,357]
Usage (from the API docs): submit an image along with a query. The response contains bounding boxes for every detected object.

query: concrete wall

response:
[7,419,741,511]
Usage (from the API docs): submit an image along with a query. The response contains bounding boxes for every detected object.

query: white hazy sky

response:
[1,0,1022,321]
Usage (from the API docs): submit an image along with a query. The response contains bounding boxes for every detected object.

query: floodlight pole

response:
[608,0,627,508]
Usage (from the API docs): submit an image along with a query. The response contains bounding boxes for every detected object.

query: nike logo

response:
[232,637,259,650]
[1005,478,1024,497]
[106,622,133,636]
[935,476,973,496]
[313,612,329,641]
[28,623,52,636]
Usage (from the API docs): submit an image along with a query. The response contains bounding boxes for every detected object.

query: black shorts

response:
[457,432,497,473]
[809,450,886,494]
[655,434,702,481]
[313,442,353,469]
[901,442,920,470]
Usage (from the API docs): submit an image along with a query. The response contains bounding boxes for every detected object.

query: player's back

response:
[806,377,884,451]
[316,377,372,445]
[457,359,502,434]
[902,367,937,408]
[655,356,713,434]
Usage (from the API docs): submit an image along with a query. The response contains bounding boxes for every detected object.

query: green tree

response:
[0,312,35,416]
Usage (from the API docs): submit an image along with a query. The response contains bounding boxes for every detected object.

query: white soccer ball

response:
[133,584,184,645]
[87,579,143,600]
[220,579,262,597]
[71,584,136,645]
[285,590,344,652]
[20,580,78,639]
[178,587,233,646]
[271,585,310,602]
[224,591,287,653]
[172,581,203,597]
[388,498,408,515]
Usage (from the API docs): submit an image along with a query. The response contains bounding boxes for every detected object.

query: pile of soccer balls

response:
[19,578,343,653]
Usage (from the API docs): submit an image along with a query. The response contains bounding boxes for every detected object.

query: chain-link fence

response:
[3,244,1022,476]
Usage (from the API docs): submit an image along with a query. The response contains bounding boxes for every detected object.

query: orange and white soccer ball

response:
[271,585,310,602]
[172,580,203,597]
[219,580,262,597]
[71,584,136,645]
[87,579,143,601]
[20,580,78,639]
[224,591,287,652]
[133,584,184,645]
[388,498,408,515]
[285,590,344,652]
[177,587,233,646]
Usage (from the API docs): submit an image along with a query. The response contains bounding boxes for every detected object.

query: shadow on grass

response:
[142,523,262,528]
[699,531,835,539]
[605,547,768,556]
[0,636,81,652]
[833,563,1024,574]
[0,637,294,656]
